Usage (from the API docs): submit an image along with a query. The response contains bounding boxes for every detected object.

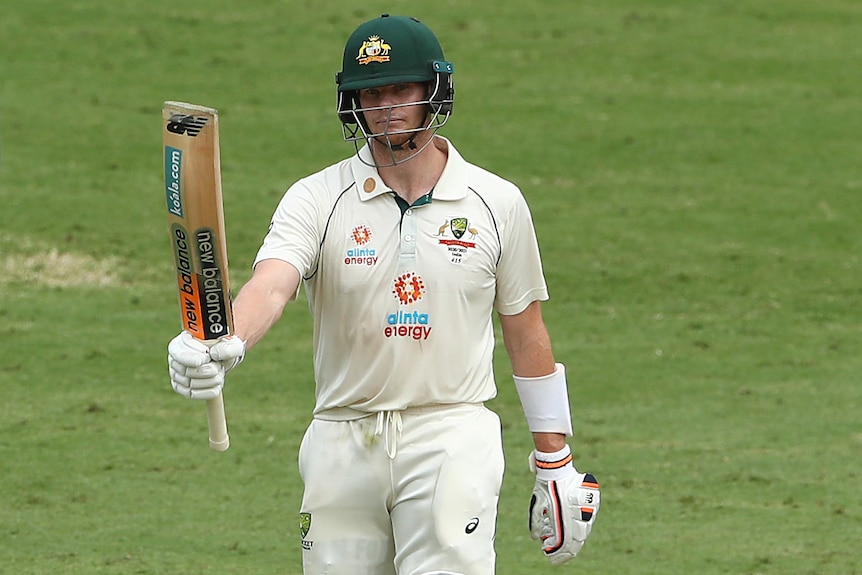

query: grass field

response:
[1,1,861,573]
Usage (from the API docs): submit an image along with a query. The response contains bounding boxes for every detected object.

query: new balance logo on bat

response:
[166,113,209,136]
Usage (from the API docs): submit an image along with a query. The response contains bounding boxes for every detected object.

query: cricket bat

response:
[162,101,233,452]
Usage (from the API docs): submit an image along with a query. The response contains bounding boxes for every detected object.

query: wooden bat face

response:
[162,101,233,452]
[162,102,233,341]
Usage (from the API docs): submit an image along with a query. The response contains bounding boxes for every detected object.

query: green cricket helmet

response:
[336,14,454,127]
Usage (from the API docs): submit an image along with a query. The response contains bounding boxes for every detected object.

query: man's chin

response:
[373,133,415,149]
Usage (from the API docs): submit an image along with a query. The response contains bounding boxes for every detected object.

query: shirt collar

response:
[349,136,469,202]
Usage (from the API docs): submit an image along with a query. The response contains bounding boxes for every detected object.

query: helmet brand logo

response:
[357,35,391,65]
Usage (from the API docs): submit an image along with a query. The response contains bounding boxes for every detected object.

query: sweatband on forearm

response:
[514,363,573,436]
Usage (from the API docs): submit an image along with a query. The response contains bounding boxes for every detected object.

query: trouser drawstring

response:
[374,411,403,459]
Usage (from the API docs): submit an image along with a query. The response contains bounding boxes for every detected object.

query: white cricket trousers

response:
[298,403,505,575]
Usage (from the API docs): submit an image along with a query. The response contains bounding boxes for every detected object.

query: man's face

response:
[357,82,429,147]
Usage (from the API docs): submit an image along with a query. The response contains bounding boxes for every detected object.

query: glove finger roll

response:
[169,367,191,388]
[168,332,212,367]
[187,372,225,389]
[181,362,221,378]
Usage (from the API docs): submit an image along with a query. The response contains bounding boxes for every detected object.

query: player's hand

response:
[167,332,246,400]
[528,445,600,565]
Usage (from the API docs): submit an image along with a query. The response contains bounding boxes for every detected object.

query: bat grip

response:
[206,395,230,451]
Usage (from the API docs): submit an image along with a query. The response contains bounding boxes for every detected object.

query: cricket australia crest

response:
[450,217,468,239]
[435,217,478,264]
[299,512,313,550]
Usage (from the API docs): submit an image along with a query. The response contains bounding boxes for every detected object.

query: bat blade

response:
[163,101,232,452]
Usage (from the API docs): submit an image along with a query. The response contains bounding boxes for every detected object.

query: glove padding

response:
[529,446,600,565]
[167,331,245,400]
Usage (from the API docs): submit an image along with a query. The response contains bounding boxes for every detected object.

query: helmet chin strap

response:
[383,107,430,151]
[389,135,419,151]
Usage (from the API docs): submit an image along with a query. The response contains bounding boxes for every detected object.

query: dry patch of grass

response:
[0,237,121,288]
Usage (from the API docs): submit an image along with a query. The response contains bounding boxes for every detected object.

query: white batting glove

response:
[529,445,600,565]
[167,331,246,400]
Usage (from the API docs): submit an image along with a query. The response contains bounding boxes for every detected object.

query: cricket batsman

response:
[167,14,600,575]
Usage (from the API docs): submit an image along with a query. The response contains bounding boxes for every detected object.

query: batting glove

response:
[529,445,600,565]
[167,331,245,400]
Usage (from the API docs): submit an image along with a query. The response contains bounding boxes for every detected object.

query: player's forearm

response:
[232,285,284,349]
[499,301,556,377]
[231,260,301,349]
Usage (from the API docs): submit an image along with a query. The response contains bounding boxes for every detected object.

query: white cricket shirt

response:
[254,137,549,416]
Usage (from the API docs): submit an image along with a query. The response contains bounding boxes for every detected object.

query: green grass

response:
[2,0,861,573]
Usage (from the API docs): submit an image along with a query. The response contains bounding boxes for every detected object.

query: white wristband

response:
[531,444,575,481]
[513,363,573,436]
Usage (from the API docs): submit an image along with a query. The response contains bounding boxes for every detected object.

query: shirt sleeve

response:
[253,179,323,278]
[493,189,550,315]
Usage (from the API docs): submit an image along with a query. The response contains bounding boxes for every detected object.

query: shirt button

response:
[405,209,413,215]
[404,234,414,242]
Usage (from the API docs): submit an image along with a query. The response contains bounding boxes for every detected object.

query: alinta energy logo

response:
[435,216,478,264]
[385,272,431,340]
[344,225,378,266]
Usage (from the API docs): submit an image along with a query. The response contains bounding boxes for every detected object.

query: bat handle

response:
[206,395,230,451]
